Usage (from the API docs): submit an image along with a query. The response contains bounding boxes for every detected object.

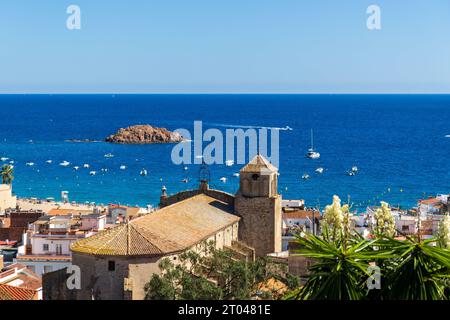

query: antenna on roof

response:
[198,160,210,191]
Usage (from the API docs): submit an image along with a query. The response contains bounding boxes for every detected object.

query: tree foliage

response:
[144,241,297,300]
[0,164,14,185]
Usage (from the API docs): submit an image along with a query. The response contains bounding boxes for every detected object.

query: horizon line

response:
[1,92,450,95]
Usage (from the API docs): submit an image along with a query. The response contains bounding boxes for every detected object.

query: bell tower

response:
[234,155,282,257]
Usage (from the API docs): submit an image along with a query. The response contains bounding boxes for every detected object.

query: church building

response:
[63,155,282,300]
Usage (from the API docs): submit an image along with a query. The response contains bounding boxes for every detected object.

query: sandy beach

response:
[16,197,107,214]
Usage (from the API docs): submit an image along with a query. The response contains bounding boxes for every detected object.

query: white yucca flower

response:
[437,214,450,249]
[321,195,350,241]
[374,201,395,237]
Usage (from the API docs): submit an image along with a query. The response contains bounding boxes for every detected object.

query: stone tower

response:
[234,155,282,257]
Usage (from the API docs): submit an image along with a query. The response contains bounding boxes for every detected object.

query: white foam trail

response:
[445,134,450,138]
[210,123,293,131]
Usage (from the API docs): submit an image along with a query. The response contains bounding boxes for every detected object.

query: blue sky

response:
[0,1,449,93]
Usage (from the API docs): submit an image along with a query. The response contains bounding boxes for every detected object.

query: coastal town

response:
[0,155,448,300]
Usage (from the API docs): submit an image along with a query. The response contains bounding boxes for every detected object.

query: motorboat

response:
[120,165,127,170]
[225,160,234,167]
[60,161,70,167]
[104,153,114,158]
[302,174,310,180]
[140,169,148,176]
[25,162,35,166]
[220,177,227,183]
[83,164,90,169]
[315,167,324,174]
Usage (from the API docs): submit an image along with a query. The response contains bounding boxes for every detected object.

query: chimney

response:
[199,179,209,192]
[159,186,168,208]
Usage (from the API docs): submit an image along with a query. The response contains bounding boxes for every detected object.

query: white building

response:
[281,209,320,250]
[15,213,106,276]
[0,184,17,214]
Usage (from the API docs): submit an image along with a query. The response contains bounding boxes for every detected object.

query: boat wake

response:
[210,123,293,131]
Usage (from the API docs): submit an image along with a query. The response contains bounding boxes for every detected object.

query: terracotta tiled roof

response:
[283,210,320,220]
[0,284,37,300]
[48,209,93,216]
[0,264,42,291]
[16,255,72,262]
[240,155,278,173]
[420,198,440,205]
[71,193,240,257]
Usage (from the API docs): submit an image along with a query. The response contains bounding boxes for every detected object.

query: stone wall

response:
[161,188,234,208]
[235,194,282,257]
[71,253,140,300]
[43,267,78,300]
[0,226,27,242]
[9,211,43,228]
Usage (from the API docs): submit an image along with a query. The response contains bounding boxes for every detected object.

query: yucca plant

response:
[288,232,395,300]
[376,236,450,300]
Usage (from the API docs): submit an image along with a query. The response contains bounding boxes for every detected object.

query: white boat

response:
[315,167,324,174]
[302,174,310,180]
[445,135,450,138]
[351,166,358,172]
[46,160,53,164]
[232,173,240,177]
[306,129,320,159]
[220,177,227,183]
[120,165,127,170]
[73,166,80,170]
[225,160,234,167]
[101,168,108,172]
[347,171,356,176]
[9,161,14,164]
[181,178,188,183]
[60,161,70,167]
[104,153,114,158]
[1,157,9,161]
[89,171,97,176]
[140,169,148,176]
[25,162,35,166]
[83,164,90,168]
[183,166,188,171]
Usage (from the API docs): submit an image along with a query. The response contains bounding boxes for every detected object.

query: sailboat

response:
[306,129,320,159]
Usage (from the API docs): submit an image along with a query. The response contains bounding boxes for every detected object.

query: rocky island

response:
[105,125,183,144]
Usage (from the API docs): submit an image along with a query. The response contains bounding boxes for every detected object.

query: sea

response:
[0,94,449,212]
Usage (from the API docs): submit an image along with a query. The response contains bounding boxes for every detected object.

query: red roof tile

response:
[0,284,37,300]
